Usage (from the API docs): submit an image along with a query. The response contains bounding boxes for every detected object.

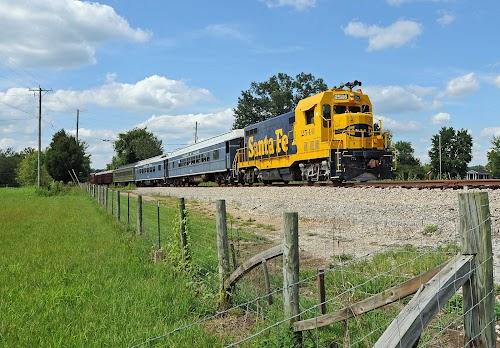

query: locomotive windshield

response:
[333,104,370,114]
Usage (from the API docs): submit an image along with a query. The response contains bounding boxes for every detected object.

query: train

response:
[89,81,393,186]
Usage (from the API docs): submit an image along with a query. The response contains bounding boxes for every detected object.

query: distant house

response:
[466,170,491,180]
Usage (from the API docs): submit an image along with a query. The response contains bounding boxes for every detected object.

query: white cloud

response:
[364,85,428,114]
[138,108,234,144]
[203,24,250,42]
[45,75,212,112]
[262,0,316,10]
[0,0,150,68]
[437,11,455,26]
[446,73,479,96]
[481,127,500,137]
[343,20,422,51]
[431,112,451,124]
[387,0,448,6]
[375,115,421,132]
[494,75,500,88]
[67,128,116,142]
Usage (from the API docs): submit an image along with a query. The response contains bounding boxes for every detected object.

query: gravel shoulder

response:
[135,186,500,282]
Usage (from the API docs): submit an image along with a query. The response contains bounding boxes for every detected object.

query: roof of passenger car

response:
[166,129,244,159]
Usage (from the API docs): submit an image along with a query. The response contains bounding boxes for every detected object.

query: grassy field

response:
[0,187,223,347]
[1,186,489,347]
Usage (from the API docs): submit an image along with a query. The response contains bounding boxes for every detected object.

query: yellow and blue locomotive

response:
[234,81,393,183]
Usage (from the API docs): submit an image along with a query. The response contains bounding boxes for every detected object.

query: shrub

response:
[423,224,438,235]
[35,181,68,196]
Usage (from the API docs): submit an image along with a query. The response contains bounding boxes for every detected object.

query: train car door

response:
[225,141,230,169]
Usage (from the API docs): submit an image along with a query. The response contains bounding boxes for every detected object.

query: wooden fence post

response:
[262,259,273,305]
[216,199,231,309]
[116,191,121,220]
[137,194,143,234]
[283,211,302,347]
[459,192,495,348]
[111,189,114,215]
[127,192,130,225]
[318,269,326,315]
[104,187,108,211]
[178,198,190,265]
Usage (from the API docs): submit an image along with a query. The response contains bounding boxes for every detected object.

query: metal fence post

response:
[137,195,143,234]
[116,191,120,220]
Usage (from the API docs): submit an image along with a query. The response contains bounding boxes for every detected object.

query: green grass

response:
[0,188,223,347]
[1,187,489,347]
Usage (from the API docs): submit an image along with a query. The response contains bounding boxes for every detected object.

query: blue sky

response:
[0,0,499,169]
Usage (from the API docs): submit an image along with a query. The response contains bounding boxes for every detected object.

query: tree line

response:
[0,72,498,185]
[0,130,90,187]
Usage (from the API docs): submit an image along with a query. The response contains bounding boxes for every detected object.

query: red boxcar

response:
[89,170,114,185]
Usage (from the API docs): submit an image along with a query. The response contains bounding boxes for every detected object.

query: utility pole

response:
[76,109,80,143]
[194,121,198,143]
[438,134,442,180]
[29,86,52,187]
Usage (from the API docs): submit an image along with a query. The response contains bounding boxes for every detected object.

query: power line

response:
[0,99,35,117]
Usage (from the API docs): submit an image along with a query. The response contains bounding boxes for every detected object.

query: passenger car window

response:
[213,149,219,160]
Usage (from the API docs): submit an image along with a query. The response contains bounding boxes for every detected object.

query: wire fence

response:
[84,184,498,348]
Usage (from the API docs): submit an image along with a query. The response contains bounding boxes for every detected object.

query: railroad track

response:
[347,179,500,190]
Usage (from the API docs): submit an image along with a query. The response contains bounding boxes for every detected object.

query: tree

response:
[0,148,22,186]
[486,136,500,178]
[233,72,328,129]
[428,127,472,179]
[16,148,52,186]
[108,127,163,169]
[45,130,91,183]
[393,141,424,180]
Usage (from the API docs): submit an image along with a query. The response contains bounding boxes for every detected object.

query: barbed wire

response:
[85,186,497,348]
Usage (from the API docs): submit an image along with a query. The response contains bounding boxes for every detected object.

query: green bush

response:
[35,181,68,196]
[423,224,438,235]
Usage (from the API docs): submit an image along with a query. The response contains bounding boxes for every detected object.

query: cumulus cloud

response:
[494,75,500,88]
[437,11,455,26]
[481,127,500,137]
[0,0,150,68]
[138,108,234,143]
[261,0,316,10]
[375,115,420,132]
[343,20,422,51]
[364,85,430,114]
[45,75,212,112]
[431,112,451,124]
[446,73,479,96]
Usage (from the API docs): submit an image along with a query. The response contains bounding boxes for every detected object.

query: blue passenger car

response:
[165,130,244,185]
[134,154,167,185]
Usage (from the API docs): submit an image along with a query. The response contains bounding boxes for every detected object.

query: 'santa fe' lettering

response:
[247,128,288,159]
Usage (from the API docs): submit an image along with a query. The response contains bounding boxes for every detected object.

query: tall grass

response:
[0,188,222,347]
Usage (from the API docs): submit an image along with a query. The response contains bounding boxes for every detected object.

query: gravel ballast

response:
[136,186,500,282]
